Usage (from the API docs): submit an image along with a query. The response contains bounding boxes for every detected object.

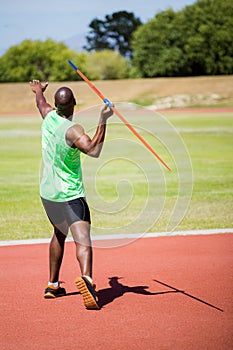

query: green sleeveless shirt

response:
[40,110,85,202]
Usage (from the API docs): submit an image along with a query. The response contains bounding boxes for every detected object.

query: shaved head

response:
[54,87,76,118]
[54,87,75,106]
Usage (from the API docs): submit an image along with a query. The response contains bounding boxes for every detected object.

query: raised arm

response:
[29,80,53,119]
[66,104,114,158]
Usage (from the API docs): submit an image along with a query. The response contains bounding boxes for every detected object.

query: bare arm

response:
[29,80,53,119]
[66,104,114,158]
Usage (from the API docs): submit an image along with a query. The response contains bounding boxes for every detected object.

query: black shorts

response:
[41,197,91,226]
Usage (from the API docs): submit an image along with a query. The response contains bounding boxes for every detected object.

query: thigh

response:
[64,197,91,226]
[41,197,65,226]
[54,221,69,237]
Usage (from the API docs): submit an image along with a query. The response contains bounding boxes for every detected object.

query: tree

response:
[84,11,142,58]
[0,39,88,82]
[131,9,186,77]
[131,0,233,77]
[182,0,233,75]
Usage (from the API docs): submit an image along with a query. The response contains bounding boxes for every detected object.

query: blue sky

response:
[0,0,196,55]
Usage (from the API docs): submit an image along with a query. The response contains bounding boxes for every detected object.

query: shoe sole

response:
[44,292,56,299]
[75,277,100,310]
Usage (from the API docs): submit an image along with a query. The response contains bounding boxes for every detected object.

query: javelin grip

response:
[103,98,113,107]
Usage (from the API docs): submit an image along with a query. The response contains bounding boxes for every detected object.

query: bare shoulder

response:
[67,123,85,137]
[43,107,55,119]
[66,123,85,146]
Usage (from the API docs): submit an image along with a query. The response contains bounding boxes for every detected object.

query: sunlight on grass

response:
[0,110,232,240]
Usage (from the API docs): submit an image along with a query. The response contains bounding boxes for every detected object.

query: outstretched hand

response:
[30,80,48,93]
[101,103,114,121]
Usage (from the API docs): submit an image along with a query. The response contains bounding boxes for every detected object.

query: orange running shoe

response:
[75,276,99,310]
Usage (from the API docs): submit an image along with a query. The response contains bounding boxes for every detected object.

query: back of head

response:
[54,87,76,118]
[54,87,76,108]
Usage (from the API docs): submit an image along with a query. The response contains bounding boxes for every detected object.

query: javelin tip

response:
[68,60,78,71]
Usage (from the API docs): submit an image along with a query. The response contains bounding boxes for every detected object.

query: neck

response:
[56,110,73,120]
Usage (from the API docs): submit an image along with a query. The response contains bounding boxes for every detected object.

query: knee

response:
[73,235,91,247]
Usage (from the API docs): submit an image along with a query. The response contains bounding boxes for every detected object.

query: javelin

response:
[68,60,171,171]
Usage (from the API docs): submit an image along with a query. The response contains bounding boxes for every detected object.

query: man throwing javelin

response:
[30,80,113,309]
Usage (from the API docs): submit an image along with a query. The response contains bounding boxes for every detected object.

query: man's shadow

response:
[63,277,223,312]
[97,276,175,308]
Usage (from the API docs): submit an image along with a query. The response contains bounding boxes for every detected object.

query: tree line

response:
[0,0,232,82]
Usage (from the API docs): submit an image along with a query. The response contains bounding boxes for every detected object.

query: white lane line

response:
[0,228,232,247]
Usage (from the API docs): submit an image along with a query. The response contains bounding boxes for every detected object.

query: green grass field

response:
[0,107,232,240]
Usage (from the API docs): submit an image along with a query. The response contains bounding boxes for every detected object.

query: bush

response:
[0,39,88,82]
[85,50,129,80]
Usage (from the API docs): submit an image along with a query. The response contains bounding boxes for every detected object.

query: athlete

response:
[30,80,113,309]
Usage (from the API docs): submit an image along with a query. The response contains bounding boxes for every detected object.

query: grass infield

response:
[0,109,232,240]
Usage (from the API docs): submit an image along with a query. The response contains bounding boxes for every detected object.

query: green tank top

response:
[40,110,85,202]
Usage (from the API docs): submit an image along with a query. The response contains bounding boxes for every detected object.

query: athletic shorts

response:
[41,197,91,226]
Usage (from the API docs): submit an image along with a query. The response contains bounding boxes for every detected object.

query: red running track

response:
[0,233,232,350]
